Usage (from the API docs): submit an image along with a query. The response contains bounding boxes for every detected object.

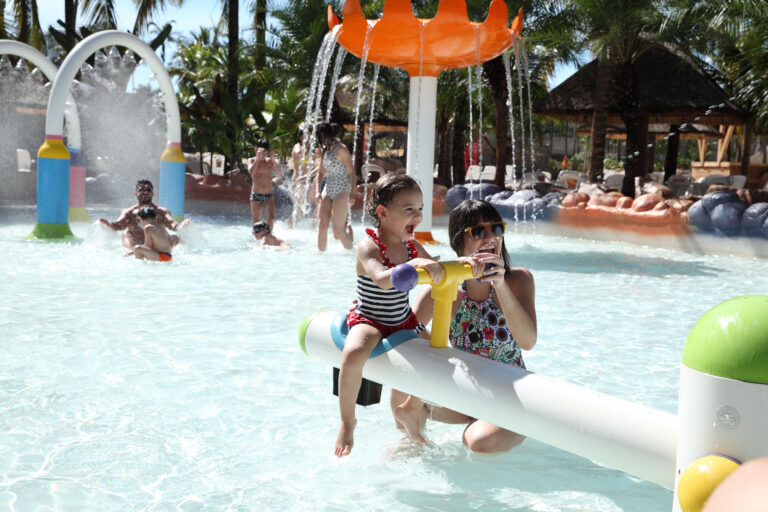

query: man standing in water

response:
[98,179,190,249]
[124,207,177,261]
[249,139,281,232]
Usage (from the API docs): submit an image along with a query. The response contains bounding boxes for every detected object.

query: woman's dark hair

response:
[255,139,270,150]
[367,174,420,227]
[449,199,510,268]
[315,122,335,151]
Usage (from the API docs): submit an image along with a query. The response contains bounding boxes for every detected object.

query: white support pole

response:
[303,312,678,489]
[406,75,437,233]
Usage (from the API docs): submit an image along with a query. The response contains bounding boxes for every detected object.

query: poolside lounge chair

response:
[728,174,747,189]
[603,173,625,189]
[665,174,693,197]
[556,170,586,189]
[690,174,728,195]
[466,165,483,181]
[17,149,33,173]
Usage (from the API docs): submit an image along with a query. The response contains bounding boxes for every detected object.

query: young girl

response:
[315,122,355,251]
[392,199,537,454]
[335,175,481,457]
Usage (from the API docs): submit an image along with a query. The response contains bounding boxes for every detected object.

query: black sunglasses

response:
[464,221,506,240]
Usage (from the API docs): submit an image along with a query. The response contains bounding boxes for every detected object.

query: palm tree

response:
[4,0,46,50]
[251,0,267,111]
[665,0,768,174]
[569,0,667,196]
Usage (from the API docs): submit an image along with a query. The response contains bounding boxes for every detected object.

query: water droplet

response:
[633,151,640,157]
[694,117,701,121]
[705,110,712,116]
[647,144,654,149]
[718,103,725,108]
[680,123,688,130]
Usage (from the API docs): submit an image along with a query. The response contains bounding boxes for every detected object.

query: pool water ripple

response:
[3,206,768,510]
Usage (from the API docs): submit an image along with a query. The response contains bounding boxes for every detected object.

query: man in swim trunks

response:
[252,221,290,249]
[98,179,191,249]
[124,206,177,261]
[248,139,281,232]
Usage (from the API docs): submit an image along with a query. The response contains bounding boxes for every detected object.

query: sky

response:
[33,0,578,90]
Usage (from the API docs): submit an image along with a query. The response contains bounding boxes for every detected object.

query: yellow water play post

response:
[412,262,475,348]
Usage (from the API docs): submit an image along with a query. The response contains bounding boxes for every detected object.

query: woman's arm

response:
[495,268,537,351]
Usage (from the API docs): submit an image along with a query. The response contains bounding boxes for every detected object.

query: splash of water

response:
[360,64,381,223]
[291,28,340,224]
[311,27,341,130]
[325,47,347,123]
[467,66,474,199]
[349,22,373,175]
[475,25,483,185]
[513,40,527,176]
[503,50,517,186]
[520,40,536,174]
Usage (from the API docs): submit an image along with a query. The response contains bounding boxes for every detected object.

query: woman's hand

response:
[457,255,484,278]
[472,252,505,285]
[409,258,445,285]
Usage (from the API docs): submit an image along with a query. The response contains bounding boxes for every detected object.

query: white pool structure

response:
[2,201,767,511]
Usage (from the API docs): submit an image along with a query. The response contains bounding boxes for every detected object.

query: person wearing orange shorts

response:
[124,207,178,262]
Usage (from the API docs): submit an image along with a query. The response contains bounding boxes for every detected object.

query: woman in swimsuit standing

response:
[392,199,537,454]
[315,122,356,251]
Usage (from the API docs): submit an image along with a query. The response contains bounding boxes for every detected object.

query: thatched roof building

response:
[576,123,724,140]
[533,45,743,127]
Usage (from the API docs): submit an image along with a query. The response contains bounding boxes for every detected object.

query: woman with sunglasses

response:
[392,199,537,453]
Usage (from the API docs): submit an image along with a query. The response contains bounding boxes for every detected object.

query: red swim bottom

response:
[158,251,172,262]
[346,310,421,338]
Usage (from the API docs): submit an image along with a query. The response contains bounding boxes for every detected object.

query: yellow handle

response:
[415,262,475,348]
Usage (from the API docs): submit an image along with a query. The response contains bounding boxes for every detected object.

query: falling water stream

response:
[361,64,381,221]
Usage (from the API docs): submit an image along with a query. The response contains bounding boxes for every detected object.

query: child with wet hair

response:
[252,221,290,249]
[334,174,482,457]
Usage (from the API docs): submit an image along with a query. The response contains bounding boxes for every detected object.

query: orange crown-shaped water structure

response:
[328,0,523,77]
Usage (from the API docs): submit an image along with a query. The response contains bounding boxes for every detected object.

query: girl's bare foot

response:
[335,419,357,457]
[394,404,427,444]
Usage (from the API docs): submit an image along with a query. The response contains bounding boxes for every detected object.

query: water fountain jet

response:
[328,0,522,241]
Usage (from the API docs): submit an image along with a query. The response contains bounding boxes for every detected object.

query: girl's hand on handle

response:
[409,258,445,285]
[457,255,484,278]
[473,252,505,285]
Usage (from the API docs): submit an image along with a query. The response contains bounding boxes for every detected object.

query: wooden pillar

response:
[664,125,680,182]
[637,113,650,177]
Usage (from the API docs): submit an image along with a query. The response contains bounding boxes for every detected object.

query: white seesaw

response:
[298,262,768,511]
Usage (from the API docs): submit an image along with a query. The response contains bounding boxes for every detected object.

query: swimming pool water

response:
[2,202,767,511]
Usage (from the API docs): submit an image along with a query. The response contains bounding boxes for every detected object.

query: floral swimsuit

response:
[448,283,525,368]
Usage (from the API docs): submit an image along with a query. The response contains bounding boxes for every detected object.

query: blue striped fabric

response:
[355,275,413,326]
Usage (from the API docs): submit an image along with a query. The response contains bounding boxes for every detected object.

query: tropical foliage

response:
[2,0,767,182]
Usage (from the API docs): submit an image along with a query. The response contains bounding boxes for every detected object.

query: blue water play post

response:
[31,30,184,239]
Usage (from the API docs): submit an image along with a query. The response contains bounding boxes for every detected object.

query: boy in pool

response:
[248,139,281,232]
[252,221,290,249]
[124,207,177,262]
[98,179,190,249]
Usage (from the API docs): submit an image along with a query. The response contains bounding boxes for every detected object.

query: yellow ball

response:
[678,455,740,512]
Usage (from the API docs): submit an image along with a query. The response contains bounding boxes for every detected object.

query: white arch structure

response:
[0,41,82,152]
[39,30,186,225]
[44,30,180,145]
